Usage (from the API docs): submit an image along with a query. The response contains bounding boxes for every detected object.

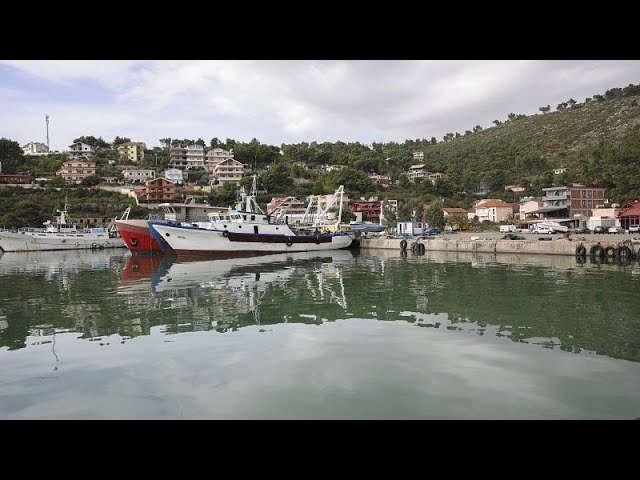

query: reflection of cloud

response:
[4,320,640,419]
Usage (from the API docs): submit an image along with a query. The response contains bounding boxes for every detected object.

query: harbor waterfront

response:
[0,248,639,419]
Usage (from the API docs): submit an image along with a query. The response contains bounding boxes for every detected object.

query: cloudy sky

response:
[1,60,639,151]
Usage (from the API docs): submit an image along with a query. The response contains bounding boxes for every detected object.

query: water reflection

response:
[1,249,639,363]
[119,251,354,334]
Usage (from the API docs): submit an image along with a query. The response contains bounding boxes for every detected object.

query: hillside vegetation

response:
[2,82,640,222]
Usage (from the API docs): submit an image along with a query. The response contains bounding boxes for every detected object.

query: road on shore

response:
[439,231,640,241]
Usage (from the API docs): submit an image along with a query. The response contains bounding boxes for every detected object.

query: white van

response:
[499,225,517,233]
[532,226,554,234]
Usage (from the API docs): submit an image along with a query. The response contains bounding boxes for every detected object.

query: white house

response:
[68,142,95,159]
[407,164,429,182]
[170,144,205,169]
[122,169,155,183]
[211,158,247,186]
[164,168,185,185]
[22,142,49,156]
[474,199,513,223]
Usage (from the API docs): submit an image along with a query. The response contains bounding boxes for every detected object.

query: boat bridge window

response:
[254,226,258,234]
[243,215,247,220]
[251,215,255,221]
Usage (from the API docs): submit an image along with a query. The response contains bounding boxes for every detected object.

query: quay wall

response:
[359,236,638,256]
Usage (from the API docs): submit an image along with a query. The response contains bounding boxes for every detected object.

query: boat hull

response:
[0,230,125,252]
[150,223,353,256]
[116,220,172,255]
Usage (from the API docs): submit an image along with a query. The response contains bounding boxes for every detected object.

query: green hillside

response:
[419,91,640,200]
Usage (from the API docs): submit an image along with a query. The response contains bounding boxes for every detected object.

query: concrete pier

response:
[359,235,640,256]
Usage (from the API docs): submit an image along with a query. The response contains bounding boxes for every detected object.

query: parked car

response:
[629,225,640,233]
[608,226,625,234]
[499,224,518,233]
[423,228,440,236]
[593,226,606,234]
[443,225,453,234]
[532,226,554,234]
[574,226,591,234]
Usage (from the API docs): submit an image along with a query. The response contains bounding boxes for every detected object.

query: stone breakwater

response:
[359,236,640,256]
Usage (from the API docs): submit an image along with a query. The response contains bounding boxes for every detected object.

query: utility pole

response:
[45,114,50,149]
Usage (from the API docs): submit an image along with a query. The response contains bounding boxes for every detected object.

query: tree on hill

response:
[0,138,24,173]
[539,105,551,114]
[112,136,131,146]
[425,199,445,230]
[73,136,110,150]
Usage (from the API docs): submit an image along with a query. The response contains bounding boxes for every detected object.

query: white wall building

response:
[164,168,185,185]
[211,158,247,187]
[122,169,155,183]
[22,142,49,156]
[205,148,234,173]
[68,142,95,159]
[170,144,205,169]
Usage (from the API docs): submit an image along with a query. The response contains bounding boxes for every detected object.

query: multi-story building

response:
[368,173,391,187]
[428,172,447,184]
[267,197,306,216]
[407,164,429,182]
[211,158,246,187]
[412,151,424,161]
[67,142,95,160]
[519,197,544,220]
[205,147,235,173]
[569,186,606,218]
[139,177,175,202]
[164,168,185,185]
[349,200,382,223]
[542,185,606,218]
[122,168,155,183]
[57,161,96,183]
[170,144,205,169]
[22,142,49,156]
[117,142,146,163]
[474,199,513,223]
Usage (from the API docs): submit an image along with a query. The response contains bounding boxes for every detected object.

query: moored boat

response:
[149,184,353,256]
[116,196,227,255]
[0,205,126,253]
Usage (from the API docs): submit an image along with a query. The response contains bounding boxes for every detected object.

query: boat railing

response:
[1,227,47,233]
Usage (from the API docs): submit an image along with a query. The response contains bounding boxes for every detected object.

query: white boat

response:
[0,205,126,252]
[531,220,569,233]
[150,183,353,255]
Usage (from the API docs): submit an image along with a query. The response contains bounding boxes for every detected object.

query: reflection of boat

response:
[151,250,355,293]
[116,197,228,255]
[0,205,125,252]
[150,183,353,255]
[0,249,123,276]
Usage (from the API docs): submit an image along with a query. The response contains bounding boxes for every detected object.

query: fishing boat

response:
[0,204,126,252]
[116,196,228,255]
[149,183,353,256]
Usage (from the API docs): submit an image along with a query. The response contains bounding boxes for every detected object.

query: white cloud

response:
[1,60,640,150]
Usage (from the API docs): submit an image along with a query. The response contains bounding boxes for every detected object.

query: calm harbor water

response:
[0,248,639,419]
